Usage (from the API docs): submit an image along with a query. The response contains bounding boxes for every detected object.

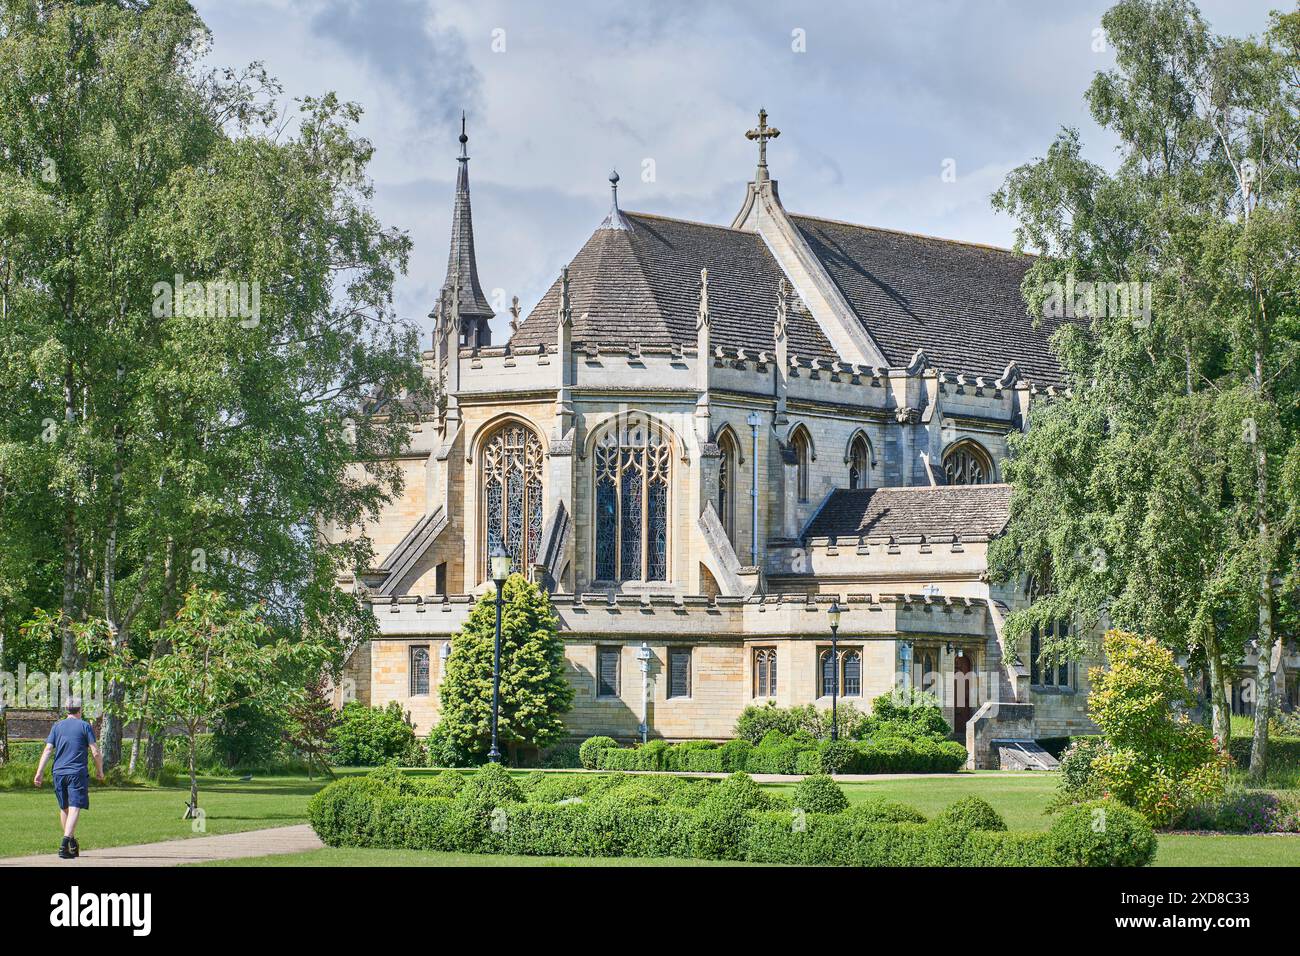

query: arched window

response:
[819,648,838,698]
[754,648,777,697]
[791,426,811,502]
[848,433,871,490]
[942,439,993,485]
[482,421,544,577]
[594,416,672,582]
[819,648,863,697]
[717,430,738,542]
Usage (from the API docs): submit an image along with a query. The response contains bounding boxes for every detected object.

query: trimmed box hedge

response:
[307,768,1154,867]
[1228,735,1300,770]
[591,734,966,775]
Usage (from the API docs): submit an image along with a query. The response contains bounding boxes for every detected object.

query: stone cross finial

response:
[745,108,780,172]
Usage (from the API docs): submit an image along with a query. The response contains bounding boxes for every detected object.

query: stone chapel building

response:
[332,112,1103,760]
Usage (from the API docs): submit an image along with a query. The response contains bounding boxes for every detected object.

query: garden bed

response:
[306,766,1156,867]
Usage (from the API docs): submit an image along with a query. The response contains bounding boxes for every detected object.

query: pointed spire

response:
[598,169,632,231]
[775,277,789,341]
[558,265,572,327]
[440,111,494,346]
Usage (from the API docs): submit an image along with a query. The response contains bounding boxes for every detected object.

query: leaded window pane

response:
[482,422,544,579]
[669,647,691,698]
[820,649,836,697]
[597,646,620,698]
[592,419,672,583]
[410,646,430,696]
[842,651,861,696]
[619,449,644,580]
[942,443,990,485]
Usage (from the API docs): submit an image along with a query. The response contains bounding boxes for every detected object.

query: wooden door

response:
[952,653,975,737]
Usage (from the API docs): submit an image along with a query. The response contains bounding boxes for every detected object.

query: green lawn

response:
[0,775,328,858]
[2,769,1296,866]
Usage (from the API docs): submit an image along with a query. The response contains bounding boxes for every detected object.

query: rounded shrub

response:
[720,739,752,772]
[792,774,849,814]
[818,739,858,774]
[426,770,466,799]
[934,795,1006,832]
[699,772,774,814]
[847,798,927,825]
[1048,799,1157,867]
[580,735,618,770]
[328,701,417,767]
[457,762,524,808]
[523,773,591,805]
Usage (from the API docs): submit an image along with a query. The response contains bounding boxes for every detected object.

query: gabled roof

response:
[804,484,1012,541]
[791,216,1064,385]
[509,209,1065,386]
[509,213,839,361]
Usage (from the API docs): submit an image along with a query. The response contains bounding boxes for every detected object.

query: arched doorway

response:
[952,653,976,737]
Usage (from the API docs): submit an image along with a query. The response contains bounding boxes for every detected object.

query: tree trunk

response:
[1247,330,1276,781]
[1204,648,1232,753]
[185,731,199,818]
[59,359,78,673]
[145,728,166,778]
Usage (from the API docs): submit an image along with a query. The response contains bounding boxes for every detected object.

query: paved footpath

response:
[0,825,323,868]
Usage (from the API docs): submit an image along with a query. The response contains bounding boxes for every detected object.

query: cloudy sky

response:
[193,0,1278,345]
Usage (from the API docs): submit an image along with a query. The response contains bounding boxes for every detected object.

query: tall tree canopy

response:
[989,0,1300,776]
[0,0,429,763]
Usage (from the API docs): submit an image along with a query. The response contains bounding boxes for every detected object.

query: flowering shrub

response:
[1086,630,1231,827]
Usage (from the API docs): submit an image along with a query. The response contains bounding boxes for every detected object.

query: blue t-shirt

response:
[45,718,96,776]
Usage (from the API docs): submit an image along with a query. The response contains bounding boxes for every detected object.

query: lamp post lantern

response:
[827,600,842,741]
[487,539,512,763]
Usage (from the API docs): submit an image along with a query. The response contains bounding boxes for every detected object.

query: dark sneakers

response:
[58,838,73,860]
[69,838,80,858]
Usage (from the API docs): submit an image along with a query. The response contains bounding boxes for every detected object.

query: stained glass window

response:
[409,646,430,696]
[592,418,672,582]
[481,422,544,579]
[942,440,992,485]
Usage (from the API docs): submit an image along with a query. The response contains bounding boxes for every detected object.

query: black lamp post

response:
[487,540,512,763]
[827,600,842,741]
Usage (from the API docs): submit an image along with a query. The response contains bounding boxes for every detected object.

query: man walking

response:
[33,697,104,860]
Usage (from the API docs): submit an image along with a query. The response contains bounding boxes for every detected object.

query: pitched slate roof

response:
[804,484,1013,541]
[509,213,839,361]
[791,216,1064,385]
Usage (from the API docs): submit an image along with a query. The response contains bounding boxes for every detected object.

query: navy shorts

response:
[52,772,90,811]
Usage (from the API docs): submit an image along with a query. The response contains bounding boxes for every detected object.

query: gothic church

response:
[333,112,1095,763]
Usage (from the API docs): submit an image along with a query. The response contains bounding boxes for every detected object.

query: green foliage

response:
[425,722,478,768]
[847,799,928,825]
[934,796,1007,832]
[307,774,1150,867]
[734,702,865,744]
[439,576,574,753]
[987,0,1300,774]
[792,775,849,814]
[539,743,581,769]
[1177,788,1299,833]
[457,762,525,809]
[213,700,286,769]
[579,736,618,770]
[1047,800,1158,867]
[328,701,417,767]
[1088,631,1232,825]
[858,693,952,741]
